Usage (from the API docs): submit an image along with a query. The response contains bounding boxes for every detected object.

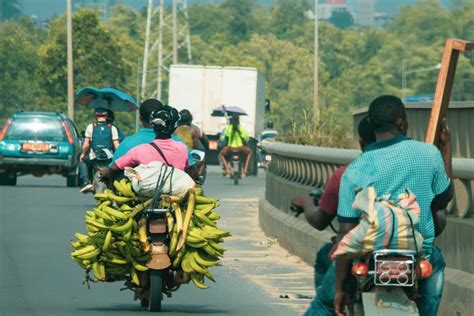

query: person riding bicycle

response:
[79,107,120,192]
[101,104,197,181]
[219,115,252,177]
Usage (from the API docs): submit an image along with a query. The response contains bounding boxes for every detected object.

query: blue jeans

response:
[304,245,445,316]
[315,242,334,289]
[416,245,446,316]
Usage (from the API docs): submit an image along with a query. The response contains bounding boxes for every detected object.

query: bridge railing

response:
[263,141,474,218]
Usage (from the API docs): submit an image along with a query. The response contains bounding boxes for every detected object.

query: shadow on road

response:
[77,303,228,314]
[15,184,69,188]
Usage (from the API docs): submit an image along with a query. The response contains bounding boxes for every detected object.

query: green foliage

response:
[0,20,41,118]
[0,1,473,148]
[271,0,310,40]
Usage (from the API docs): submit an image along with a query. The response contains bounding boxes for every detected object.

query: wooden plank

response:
[425,39,474,144]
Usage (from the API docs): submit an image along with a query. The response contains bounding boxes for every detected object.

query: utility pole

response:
[313,0,319,131]
[67,0,74,122]
[141,0,192,101]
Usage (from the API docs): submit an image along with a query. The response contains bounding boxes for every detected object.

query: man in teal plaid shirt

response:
[334,95,453,316]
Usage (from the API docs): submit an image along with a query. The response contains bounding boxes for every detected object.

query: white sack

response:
[124,161,195,197]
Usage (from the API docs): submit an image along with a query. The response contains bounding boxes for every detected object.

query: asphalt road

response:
[0,168,310,316]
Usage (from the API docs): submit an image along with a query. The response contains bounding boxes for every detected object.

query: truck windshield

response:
[5,116,66,142]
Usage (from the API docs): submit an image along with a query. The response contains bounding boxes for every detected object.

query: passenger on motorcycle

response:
[292,116,376,292]
[258,121,278,167]
[79,107,120,192]
[101,104,198,180]
[219,115,252,177]
[334,95,453,316]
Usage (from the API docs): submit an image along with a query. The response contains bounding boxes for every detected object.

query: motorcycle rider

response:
[174,109,199,150]
[101,104,198,180]
[219,114,252,177]
[106,109,126,141]
[258,121,278,167]
[175,109,208,151]
[334,95,452,316]
[174,109,208,178]
[79,107,120,192]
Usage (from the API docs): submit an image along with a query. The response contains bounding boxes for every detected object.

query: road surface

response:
[0,167,313,315]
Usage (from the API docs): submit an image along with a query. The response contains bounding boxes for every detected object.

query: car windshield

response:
[5,116,66,142]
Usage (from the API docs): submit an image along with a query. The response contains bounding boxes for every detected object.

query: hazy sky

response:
[20,0,452,20]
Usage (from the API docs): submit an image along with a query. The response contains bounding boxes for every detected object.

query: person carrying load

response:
[101,105,197,181]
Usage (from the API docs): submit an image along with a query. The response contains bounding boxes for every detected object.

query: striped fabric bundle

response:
[332,187,424,259]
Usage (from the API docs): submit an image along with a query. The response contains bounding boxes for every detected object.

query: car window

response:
[6,116,67,142]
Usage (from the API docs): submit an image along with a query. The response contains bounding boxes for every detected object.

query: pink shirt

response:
[115,138,190,171]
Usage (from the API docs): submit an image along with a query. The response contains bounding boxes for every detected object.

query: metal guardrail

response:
[263,141,474,218]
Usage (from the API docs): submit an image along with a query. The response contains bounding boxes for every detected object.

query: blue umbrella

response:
[75,87,138,112]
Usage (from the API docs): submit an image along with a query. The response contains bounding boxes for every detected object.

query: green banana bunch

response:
[70,178,153,285]
[165,188,230,290]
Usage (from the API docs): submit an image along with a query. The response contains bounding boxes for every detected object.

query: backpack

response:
[91,122,114,154]
[174,125,194,150]
[332,187,424,259]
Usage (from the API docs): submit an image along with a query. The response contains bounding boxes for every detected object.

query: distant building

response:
[318,0,350,20]
[374,12,394,28]
[355,0,375,27]
[74,0,115,19]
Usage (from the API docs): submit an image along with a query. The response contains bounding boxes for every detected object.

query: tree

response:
[389,0,453,46]
[270,0,310,40]
[38,10,131,100]
[37,9,133,132]
[222,0,255,44]
[0,20,42,118]
[328,8,354,30]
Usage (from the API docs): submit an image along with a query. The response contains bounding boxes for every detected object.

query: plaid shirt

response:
[337,135,451,256]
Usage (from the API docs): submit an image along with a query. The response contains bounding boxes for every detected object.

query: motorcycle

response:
[139,203,189,311]
[227,150,243,185]
[91,148,113,194]
[348,249,432,315]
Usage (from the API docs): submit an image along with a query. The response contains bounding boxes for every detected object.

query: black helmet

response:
[178,109,193,125]
[267,120,274,129]
[95,107,108,117]
[149,105,180,136]
[106,109,115,123]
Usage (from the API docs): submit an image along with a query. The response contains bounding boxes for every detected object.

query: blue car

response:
[0,111,82,186]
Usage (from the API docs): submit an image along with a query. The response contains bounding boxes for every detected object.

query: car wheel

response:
[0,172,16,186]
[67,168,80,187]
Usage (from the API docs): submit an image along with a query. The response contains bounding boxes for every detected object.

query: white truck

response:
[168,65,265,172]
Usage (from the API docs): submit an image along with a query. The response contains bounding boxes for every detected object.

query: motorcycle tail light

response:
[416,258,433,279]
[352,262,369,277]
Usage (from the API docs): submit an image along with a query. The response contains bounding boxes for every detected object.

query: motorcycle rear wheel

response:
[148,270,163,312]
[233,171,239,185]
